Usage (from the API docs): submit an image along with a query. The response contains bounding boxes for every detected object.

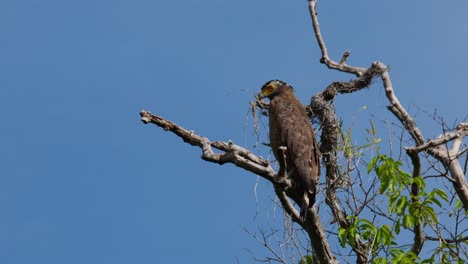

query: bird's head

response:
[259,79,293,99]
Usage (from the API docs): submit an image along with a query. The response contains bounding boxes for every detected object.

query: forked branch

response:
[140,110,337,264]
[308,0,367,76]
[140,110,275,181]
[308,0,468,260]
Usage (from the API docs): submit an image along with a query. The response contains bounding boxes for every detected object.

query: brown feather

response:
[262,80,320,218]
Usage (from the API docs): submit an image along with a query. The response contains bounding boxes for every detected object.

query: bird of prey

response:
[259,80,320,219]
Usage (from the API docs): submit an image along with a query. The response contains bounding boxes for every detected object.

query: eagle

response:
[259,80,320,219]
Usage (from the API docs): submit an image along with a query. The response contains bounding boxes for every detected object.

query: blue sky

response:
[1,0,467,263]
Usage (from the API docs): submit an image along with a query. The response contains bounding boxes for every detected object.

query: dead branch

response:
[140,109,338,264]
[426,235,468,244]
[406,123,468,156]
[242,227,288,264]
[308,1,381,262]
[308,0,468,261]
[140,110,276,181]
[308,0,367,77]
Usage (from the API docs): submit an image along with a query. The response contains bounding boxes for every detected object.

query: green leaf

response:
[408,202,421,219]
[299,255,314,264]
[390,248,405,258]
[379,175,390,194]
[402,215,415,229]
[367,156,378,173]
[370,120,377,136]
[359,219,376,240]
[430,197,442,208]
[376,224,393,246]
[411,176,426,190]
[422,205,438,224]
[348,226,357,247]
[394,220,401,234]
[421,254,435,264]
[399,171,412,186]
[372,257,387,264]
[337,228,347,248]
[442,252,449,262]
[358,219,375,230]
[395,196,408,215]
[433,188,448,202]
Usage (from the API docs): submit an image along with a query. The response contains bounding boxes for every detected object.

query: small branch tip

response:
[141,117,150,124]
[339,50,350,65]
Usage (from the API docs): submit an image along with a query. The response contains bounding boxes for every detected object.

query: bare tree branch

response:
[426,235,468,244]
[140,109,338,263]
[405,122,468,210]
[308,0,367,76]
[377,63,426,147]
[309,0,468,211]
[406,123,468,156]
[307,1,385,262]
[140,110,276,182]
[308,0,468,260]
[242,227,288,264]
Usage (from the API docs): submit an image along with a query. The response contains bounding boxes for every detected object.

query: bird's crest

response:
[260,79,294,98]
[262,80,294,91]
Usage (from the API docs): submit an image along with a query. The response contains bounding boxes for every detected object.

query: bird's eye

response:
[261,82,276,97]
[266,84,274,94]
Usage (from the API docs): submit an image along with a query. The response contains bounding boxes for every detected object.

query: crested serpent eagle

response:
[260,80,321,219]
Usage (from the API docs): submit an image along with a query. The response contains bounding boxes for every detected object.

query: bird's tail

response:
[300,190,316,221]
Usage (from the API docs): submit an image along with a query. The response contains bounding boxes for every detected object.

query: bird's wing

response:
[286,102,320,193]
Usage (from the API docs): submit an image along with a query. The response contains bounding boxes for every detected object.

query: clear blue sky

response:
[1,1,467,263]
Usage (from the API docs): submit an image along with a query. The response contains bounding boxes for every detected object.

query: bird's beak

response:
[257,92,266,100]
